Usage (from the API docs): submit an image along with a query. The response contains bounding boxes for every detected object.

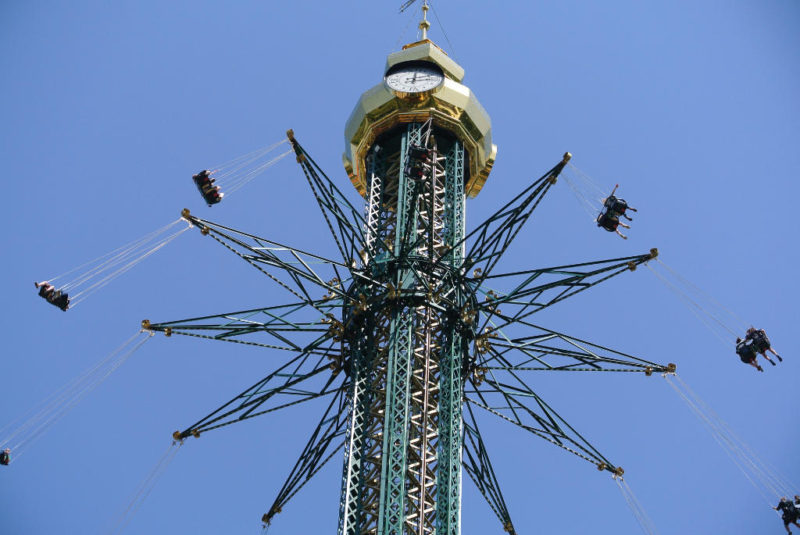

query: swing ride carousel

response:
[5,3,798,534]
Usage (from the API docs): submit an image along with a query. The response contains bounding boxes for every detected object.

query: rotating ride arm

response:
[476,320,672,374]
[181,210,356,307]
[262,388,350,526]
[463,402,517,535]
[143,299,342,352]
[466,371,622,476]
[171,341,346,439]
[287,131,368,268]
[477,250,658,332]
[463,154,570,282]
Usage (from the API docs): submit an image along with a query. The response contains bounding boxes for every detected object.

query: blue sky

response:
[1,1,799,533]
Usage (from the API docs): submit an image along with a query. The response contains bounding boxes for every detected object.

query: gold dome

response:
[343,39,497,198]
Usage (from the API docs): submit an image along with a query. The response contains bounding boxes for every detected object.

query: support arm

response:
[262,388,350,526]
[171,335,345,438]
[288,131,368,267]
[463,402,517,534]
[464,153,570,280]
[182,210,356,306]
[466,373,621,475]
[477,249,658,332]
[476,321,672,374]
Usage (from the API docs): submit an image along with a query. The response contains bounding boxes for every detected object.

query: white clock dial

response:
[385,62,444,94]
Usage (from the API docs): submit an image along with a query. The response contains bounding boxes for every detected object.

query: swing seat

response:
[192,171,224,206]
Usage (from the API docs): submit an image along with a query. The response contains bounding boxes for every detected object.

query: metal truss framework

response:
[146,129,672,535]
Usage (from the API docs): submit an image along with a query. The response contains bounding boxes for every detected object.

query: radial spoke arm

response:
[172,338,346,439]
[477,250,658,331]
[466,374,621,475]
[462,154,570,280]
[463,402,517,534]
[181,210,355,305]
[262,389,349,526]
[144,299,349,352]
[289,132,368,267]
[476,321,673,374]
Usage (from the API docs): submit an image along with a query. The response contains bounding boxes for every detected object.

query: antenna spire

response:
[419,0,431,40]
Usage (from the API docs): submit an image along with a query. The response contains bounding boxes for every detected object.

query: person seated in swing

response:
[602,184,637,221]
[192,169,212,188]
[745,327,782,363]
[35,281,69,310]
[51,290,70,311]
[736,337,764,371]
[192,170,224,205]
[35,281,55,299]
[774,497,800,534]
[0,448,9,466]
[203,185,224,206]
[596,211,629,239]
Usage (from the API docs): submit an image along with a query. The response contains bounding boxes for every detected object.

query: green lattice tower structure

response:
[338,122,470,535]
[145,15,674,535]
[337,17,500,530]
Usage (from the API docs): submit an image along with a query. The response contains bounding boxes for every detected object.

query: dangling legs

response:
[767,346,782,361]
[749,359,763,372]
[758,351,776,366]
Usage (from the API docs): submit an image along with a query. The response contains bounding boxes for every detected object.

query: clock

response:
[385,61,445,95]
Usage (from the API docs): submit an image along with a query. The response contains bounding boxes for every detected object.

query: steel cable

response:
[1,331,151,461]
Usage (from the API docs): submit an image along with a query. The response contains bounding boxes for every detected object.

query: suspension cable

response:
[70,223,192,306]
[1,331,152,461]
[615,476,660,535]
[47,219,184,287]
[665,374,795,505]
[645,261,741,347]
[108,440,182,534]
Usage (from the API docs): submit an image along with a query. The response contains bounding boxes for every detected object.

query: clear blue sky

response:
[2,1,799,534]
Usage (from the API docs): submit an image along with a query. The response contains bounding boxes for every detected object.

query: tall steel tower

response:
[338,6,495,534]
[146,5,672,534]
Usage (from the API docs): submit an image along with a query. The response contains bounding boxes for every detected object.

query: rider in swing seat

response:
[735,337,763,371]
[51,290,70,311]
[775,497,800,534]
[192,170,224,206]
[596,211,630,240]
[602,184,637,221]
[745,327,782,363]
[35,281,69,310]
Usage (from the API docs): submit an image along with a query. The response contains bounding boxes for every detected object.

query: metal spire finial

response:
[419,0,431,40]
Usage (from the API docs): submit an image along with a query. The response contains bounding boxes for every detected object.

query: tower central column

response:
[339,33,496,535]
[338,123,471,535]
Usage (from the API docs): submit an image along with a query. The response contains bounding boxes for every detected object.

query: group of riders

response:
[34,281,69,311]
[735,327,782,372]
[192,169,224,206]
[592,185,786,376]
[776,496,800,534]
[596,184,637,239]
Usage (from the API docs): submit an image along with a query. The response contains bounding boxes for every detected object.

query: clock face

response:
[385,61,444,94]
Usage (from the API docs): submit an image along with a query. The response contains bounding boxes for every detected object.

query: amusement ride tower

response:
[337,7,495,535]
[146,4,672,534]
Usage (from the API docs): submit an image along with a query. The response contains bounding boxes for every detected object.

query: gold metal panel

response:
[344,79,497,198]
